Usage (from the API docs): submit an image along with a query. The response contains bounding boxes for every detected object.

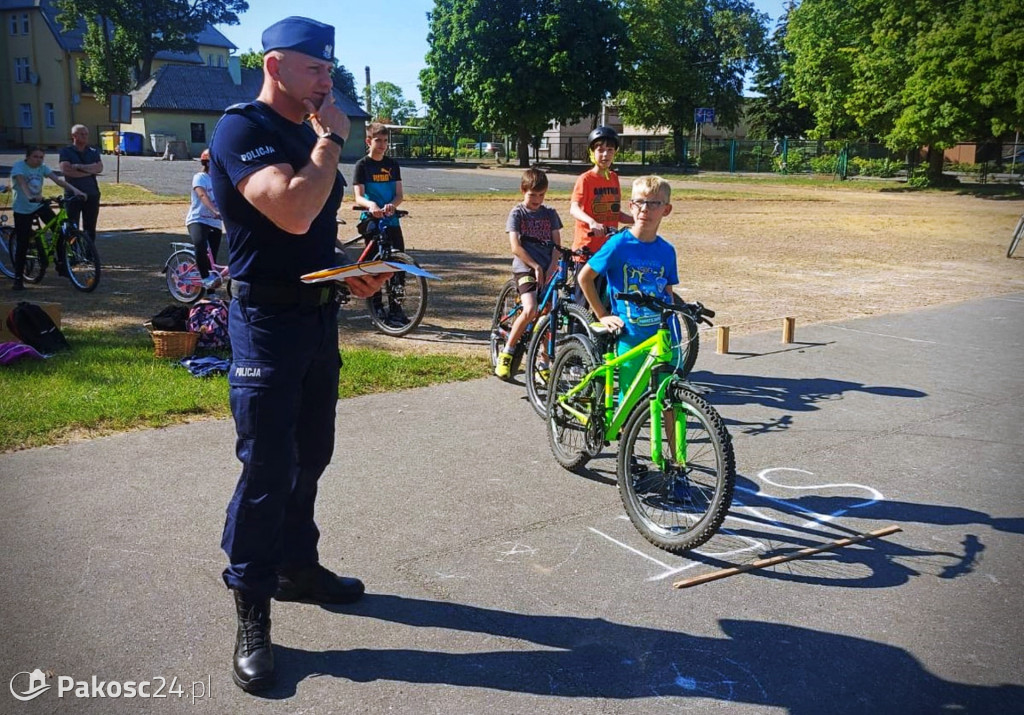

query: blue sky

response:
[218,0,790,108]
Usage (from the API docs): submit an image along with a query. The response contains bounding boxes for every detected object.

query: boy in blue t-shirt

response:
[577,175,679,392]
[353,122,406,325]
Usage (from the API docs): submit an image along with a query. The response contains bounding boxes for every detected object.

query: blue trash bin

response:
[119,132,144,156]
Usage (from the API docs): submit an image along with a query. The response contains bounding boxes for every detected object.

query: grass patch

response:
[0,326,489,452]
[97,183,187,204]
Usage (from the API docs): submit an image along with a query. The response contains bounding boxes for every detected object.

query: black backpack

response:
[6,301,70,354]
[149,304,190,332]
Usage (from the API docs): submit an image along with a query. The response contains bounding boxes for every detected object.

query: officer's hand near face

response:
[344,272,393,298]
[304,90,351,145]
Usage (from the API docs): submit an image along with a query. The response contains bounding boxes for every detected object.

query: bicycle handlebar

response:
[615,291,715,325]
[350,206,409,219]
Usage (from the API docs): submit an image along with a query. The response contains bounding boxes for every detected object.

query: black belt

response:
[230,280,336,307]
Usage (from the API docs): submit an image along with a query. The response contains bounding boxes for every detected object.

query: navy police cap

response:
[261,16,335,61]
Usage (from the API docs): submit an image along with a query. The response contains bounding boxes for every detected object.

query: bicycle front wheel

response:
[489,278,525,374]
[546,334,604,472]
[525,302,594,417]
[672,301,700,378]
[0,226,15,279]
[1009,215,1024,258]
[22,233,48,284]
[617,380,735,553]
[165,250,202,304]
[63,228,101,292]
[365,251,428,337]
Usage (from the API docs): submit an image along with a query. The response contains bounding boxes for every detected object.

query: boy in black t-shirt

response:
[353,122,406,325]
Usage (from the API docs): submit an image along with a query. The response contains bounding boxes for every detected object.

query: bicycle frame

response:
[555,313,690,468]
[30,201,73,260]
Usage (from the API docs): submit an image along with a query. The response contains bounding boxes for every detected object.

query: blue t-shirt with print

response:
[586,229,679,344]
[353,155,401,226]
[208,101,344,284]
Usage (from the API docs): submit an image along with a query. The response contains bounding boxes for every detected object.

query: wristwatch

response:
[317,128,345,148]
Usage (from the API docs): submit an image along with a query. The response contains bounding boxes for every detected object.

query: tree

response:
[746,4,812,140]
[616,0,767,162]
[370,81,416,124]
[57,0,248,86]
[238,49,262,69]
[333,65,358,103]
[77,18,134,104]
[420,0,626,167]
[785,0,1024,182]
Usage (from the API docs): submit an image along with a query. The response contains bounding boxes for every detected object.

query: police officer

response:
[208,16,391,693]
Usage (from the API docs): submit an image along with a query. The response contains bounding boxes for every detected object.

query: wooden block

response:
[782,316,796,343]
[0,301,62,343]
[716,325,730,354]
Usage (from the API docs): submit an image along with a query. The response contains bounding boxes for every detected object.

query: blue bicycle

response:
[488,244,594,414]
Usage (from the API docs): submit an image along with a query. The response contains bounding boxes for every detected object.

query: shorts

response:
[513,271,539,296]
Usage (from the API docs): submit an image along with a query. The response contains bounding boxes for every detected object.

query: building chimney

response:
[228,56,241,86]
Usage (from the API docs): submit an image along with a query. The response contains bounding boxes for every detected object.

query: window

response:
[217,55,223,67]
[21,12,28,34]
[19,103,32,128]
[14,58,29,83]
[208,54,213,66]
[9,13,18,35]
[45,103,55,128]
[190,123,206,143]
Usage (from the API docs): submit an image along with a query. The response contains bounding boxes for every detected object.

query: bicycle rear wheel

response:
[63,228,101,292]
[546,334,604,471]
[165,250,203,304]
[525,302,594,417]
[22,233,48,284]
[365,251,428,336]
[0,226,15,279]
[489,278,525,374]
[1009,215,1024,258]
[617,380,735,553]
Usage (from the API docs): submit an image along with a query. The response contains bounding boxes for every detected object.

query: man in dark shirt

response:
[58,125,103,241]
[209,16,389,693]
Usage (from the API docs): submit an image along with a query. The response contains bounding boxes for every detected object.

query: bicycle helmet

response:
[588,126,619,150]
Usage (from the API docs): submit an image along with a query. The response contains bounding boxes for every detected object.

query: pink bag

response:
[0,341,44,365]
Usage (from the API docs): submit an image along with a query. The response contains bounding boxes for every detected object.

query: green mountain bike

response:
[1,196,101,292]
[546,292,734,553]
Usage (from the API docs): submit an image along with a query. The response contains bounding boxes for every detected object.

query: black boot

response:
[232,591,274,692]
[275,563,365,604]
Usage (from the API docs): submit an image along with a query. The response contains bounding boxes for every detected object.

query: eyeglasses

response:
[630,199,664,210]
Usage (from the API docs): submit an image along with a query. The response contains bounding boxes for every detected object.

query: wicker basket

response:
[150,330,198,359]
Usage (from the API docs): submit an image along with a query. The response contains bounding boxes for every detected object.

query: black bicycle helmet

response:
[588,125,619,149]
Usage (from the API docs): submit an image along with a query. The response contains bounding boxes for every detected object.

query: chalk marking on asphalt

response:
[593,466,887,579]
[822,324,938,344]
[496,542,537,561]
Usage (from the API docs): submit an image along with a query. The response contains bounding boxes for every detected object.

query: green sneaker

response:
[495,350,514,379]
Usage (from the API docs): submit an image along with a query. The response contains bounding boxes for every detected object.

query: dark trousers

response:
[13,207,56,281]
[366,224,405,312]
[187,222,222,278]
[221,297,341,599]
[66,192,100,241]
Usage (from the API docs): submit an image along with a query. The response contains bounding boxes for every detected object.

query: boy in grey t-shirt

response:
[495,168,563,379]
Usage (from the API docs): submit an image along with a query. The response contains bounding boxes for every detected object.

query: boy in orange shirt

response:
[569,125,633,257]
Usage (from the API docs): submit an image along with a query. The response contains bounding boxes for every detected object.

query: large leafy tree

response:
[617,0,767,162]
[785,0,1024,181]
[76,19,135,104]
[57,0,248,87]
[420,0,626,166]
[370,81,417,124]
[746,5,812,140]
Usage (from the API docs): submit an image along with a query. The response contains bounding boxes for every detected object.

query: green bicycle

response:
[546,291,735,553]
[2,196,101,292]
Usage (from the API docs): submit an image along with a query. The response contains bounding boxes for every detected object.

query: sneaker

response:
[201,274,222,290]
[386,308,409,328]
[536,360,550,383]
[629,455,648,477]
[495,350,514,379]
[11,279,24,291]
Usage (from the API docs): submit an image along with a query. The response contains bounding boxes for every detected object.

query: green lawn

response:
[0,327,489,452]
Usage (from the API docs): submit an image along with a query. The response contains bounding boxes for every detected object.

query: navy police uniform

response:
[210,98,345,600]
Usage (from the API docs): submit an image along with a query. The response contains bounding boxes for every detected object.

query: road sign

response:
[695,107,715,125]
[109,94,131,124]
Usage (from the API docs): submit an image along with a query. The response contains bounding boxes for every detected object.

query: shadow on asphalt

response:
[250,594,1021,710]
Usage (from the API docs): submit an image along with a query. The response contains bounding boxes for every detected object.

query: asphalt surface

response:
[1,294,1022,713]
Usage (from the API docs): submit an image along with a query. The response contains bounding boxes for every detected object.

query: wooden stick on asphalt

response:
[672,525,903,589]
